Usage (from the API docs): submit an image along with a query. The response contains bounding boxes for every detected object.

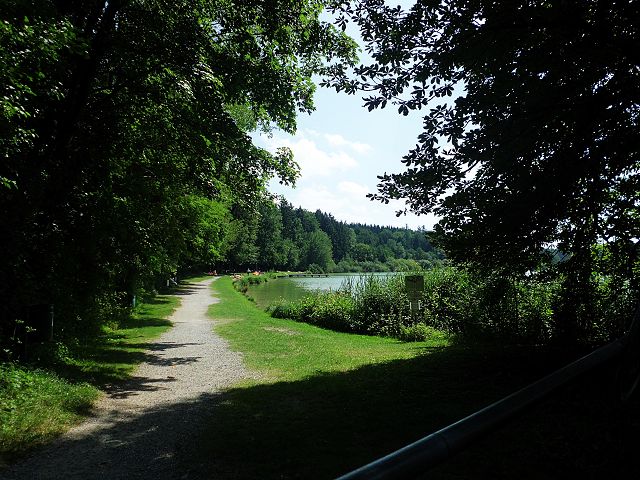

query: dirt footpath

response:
[1,278,250,480]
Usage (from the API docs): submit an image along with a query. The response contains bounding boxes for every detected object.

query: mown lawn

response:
[0,287,183,465]
[211,276,450,383]
[195,276,640,479]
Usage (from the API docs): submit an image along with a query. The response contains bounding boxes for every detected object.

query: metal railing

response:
[336,307,640,480]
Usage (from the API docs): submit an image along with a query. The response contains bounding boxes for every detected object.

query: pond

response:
[246,273,395,309]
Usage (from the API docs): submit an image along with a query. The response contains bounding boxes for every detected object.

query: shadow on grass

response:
[118,316,173,329]
[191,345,639,480]
[139,297,173,306]
[5,346,638,480]
[45,338,203,389]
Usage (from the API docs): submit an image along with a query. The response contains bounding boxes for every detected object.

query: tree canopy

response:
[0,0,356,341]
[326,0,639,271]
[324,0,639,337]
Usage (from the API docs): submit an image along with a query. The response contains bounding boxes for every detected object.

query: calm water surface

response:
[247,273,394,309]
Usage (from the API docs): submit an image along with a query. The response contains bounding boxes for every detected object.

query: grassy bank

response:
[213,275,450,383]
[0,289,181,465]
[197,276,639,479]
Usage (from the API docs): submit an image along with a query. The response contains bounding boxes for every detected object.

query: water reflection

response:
[246,273,396,309]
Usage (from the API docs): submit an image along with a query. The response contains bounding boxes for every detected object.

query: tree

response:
[0,0,357,341]
[179,195,234,270]
[351,242,375,262]
[227,215,260,270]
[256,200,286,269]
[303,230,334,272]
[326,0,639,339]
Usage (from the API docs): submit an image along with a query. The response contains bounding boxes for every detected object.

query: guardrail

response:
[336,306,640,480]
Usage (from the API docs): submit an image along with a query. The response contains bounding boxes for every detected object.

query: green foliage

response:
[326,0,639,342]
[308,292,355,332]
[344,274,409,335]
[0,288,178,460]
[303,231,334,272]
[269,292,356,332]
[269,274,410,338]
[232,272,277,294]
[0,362,98,460]
[179,195,234,270]
[398,323,447,343]
[421,267,475,335]
[0,1,357,343]
[21,342,72,366]
[265,267,610,344]
[307,263,325,274]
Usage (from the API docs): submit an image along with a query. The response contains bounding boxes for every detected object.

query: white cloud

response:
[283,181,435,228]
[338,180,369,198]
[287,184,371,224]
[257,129,439,229]
[271,178,438,229]
[263,134,358,178]
[323,133,372,154]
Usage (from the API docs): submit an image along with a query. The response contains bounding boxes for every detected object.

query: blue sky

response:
[252,3,439,230]
[253,87,438,230]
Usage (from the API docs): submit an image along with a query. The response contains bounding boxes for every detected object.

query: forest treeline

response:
[221,198,443,273]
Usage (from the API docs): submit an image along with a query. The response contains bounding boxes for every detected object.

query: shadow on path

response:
[0,391,225,480]
[2,345,639,479]
[48,339,206,389]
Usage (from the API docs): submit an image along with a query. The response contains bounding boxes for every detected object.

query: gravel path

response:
[1,278,251,480]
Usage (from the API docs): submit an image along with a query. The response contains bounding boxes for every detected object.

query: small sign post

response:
[49,304,54,342]
[405,275,424,313]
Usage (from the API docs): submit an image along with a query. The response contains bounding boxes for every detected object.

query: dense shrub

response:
[268,294,323,323]
[346,274,409,334]
[308,292,355,331]
[386,258,422,272]
[232,272,276,293]
[267,299,302,319]
[266,268,566,344]
[263,264,635,345]
[268,274,412,338]
[550,271,636,344]
[421,267,476,335]
[398,323,448,342]
[591,276,636,341]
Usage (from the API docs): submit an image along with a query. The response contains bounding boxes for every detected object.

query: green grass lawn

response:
[211,277,450,383]
[0,288,182,465]
[195,277,640,479]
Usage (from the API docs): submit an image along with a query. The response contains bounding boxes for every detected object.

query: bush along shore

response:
[241,267,634,345]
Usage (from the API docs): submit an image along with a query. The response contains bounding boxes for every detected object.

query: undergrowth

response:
[0,288,181,464]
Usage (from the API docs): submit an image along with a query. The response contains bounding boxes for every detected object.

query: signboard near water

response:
[405,275,424,312]
[405,275,424,299]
